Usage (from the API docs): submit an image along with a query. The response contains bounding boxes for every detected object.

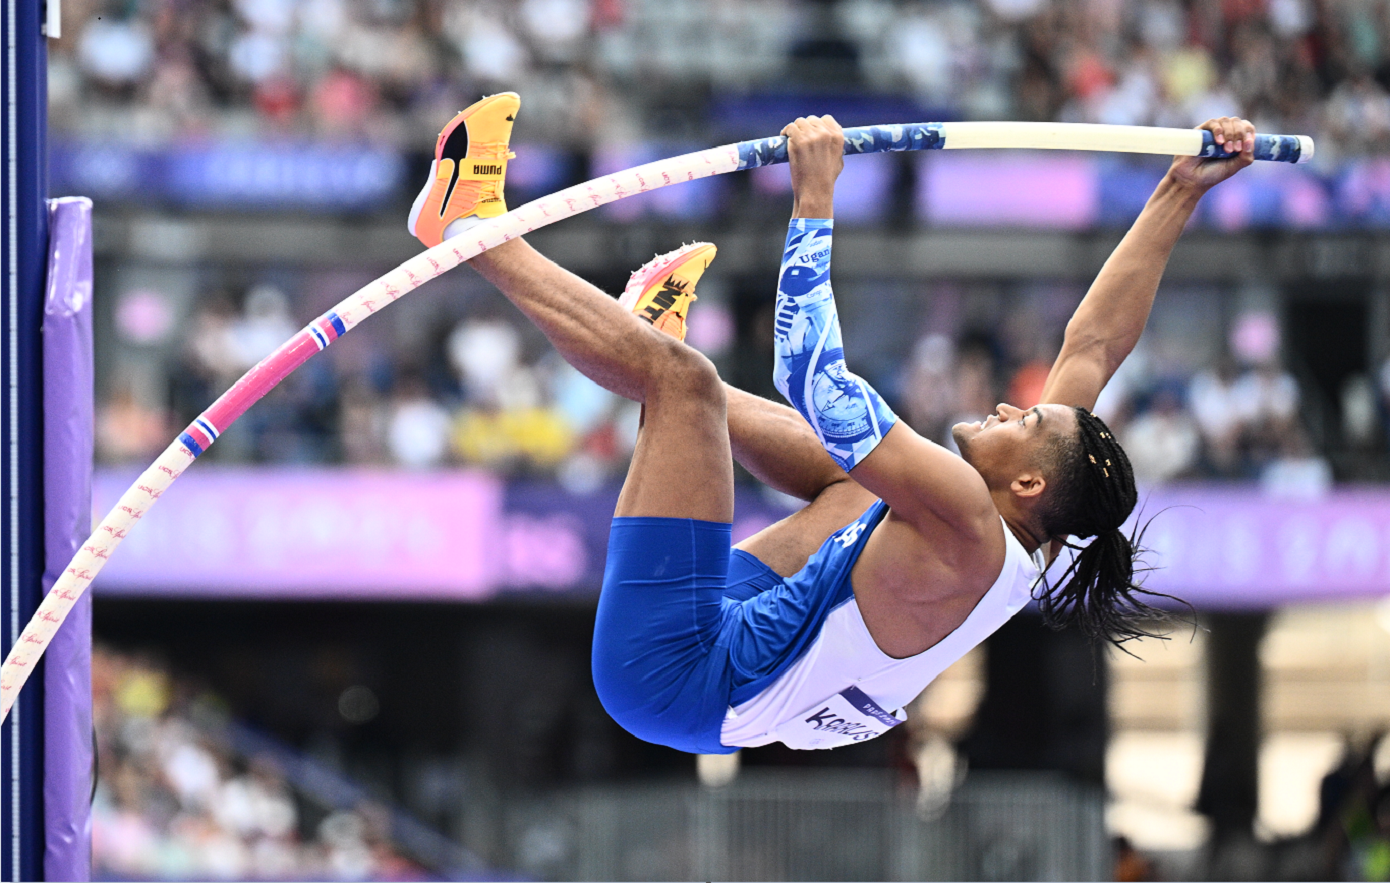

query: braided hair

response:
[1034,408,1179,648]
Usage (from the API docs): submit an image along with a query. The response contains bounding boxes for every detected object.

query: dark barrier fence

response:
[495,770,1106,881]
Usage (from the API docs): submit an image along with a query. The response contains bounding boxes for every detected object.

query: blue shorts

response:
[591,505,885,755]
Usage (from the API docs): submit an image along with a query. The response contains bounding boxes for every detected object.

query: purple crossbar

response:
[42,197,94,882]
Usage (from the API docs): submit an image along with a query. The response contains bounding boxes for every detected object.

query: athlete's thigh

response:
[735,479,879,577]
[614,359,735,523]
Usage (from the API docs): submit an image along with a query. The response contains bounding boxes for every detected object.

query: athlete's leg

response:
[472,239,738,747]
[413,100,738,753]
[469,233,867,567]
[725,386,842,500]
[617,240,853,512]
[469,239,732,522]
[615,242,876,573]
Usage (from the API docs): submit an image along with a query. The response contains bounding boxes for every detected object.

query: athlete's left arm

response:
[1038,117,1256,411]
[773,116,997,535]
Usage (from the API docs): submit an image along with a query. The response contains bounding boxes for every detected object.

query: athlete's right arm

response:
[1039,117,1255,411]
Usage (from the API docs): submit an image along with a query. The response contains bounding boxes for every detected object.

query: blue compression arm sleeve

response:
[773,219,897,472]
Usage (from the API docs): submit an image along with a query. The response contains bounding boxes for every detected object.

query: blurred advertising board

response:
[50,140,571,213]
[919,152,1347,230]
[92,469,1390,606]
[90,468,794,600]
[50,141,405,211]
[1133,486,1390,607]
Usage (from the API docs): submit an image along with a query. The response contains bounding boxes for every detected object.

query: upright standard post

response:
[1,0,49,877]
[42,197,93,882]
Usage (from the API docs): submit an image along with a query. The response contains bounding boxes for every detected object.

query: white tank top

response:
[720,519,1047,750]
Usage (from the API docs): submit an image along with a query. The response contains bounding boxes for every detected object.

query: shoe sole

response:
[619,242,717,312]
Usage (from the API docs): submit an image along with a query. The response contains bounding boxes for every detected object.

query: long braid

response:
[1035,408,1182,648]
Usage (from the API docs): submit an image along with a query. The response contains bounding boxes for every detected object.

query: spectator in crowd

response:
[91,645,423,881]
[227,285,297,373]
[942,335,1002,453]
[338,375,392,465]
[1120,382,1201,486]
[446,316,539,411]
[1189,356,1246,476]
[385,372,453,469]
[1233,355,1302,466]
[900,333,962,448]
[1315,734,1390,882]
[1261,422,1332,498]
[97,379,173,464]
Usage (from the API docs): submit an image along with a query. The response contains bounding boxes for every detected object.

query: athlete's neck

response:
[992,493,1047,552]
[1002,516,1046,552]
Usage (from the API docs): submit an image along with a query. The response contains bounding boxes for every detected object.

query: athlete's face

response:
[952,403,1076,490]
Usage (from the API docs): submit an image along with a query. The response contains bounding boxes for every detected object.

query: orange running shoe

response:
[408,92,519,248]
[619,242,717,342]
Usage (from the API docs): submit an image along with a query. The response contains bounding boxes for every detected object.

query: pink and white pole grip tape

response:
[0,144,743,722]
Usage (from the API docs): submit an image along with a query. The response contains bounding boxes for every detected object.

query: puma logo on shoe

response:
[409,92,519,247]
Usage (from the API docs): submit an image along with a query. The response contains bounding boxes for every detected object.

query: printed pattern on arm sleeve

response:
[772,219,897,472]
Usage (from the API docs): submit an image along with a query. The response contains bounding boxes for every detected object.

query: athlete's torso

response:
[719,501,1045,751]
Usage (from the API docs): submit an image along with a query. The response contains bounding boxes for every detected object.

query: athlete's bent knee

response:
[651,337,723,403]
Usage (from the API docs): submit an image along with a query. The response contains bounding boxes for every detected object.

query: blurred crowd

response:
[97,271,1388,490]
[93,645,427,881]
[55,0,1390,482]
[1115,733,1390,881]
[900,320,1338,493]
[43,0,1390,160]
[100,280,645,489]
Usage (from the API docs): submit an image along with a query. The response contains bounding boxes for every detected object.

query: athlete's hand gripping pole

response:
[0,120,1314,723]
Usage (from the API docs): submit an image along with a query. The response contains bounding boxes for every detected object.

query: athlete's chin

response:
[950,421,976,456]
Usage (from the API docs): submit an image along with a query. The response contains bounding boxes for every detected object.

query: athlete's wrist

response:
[791,184,835,220]
[1157,169,1211,205]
